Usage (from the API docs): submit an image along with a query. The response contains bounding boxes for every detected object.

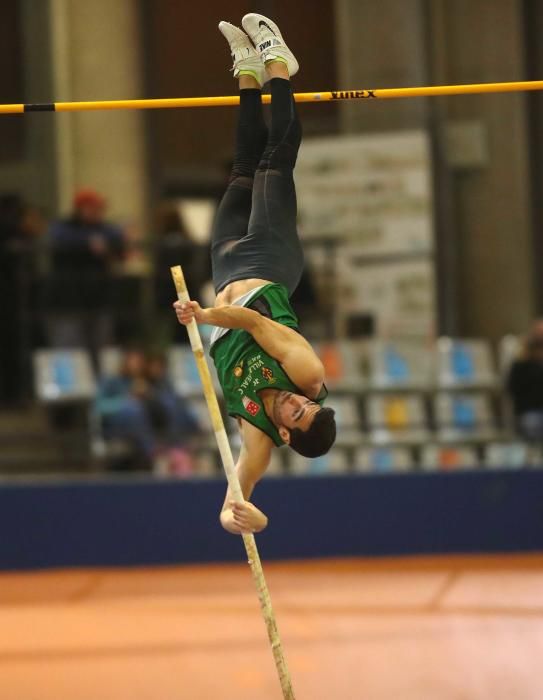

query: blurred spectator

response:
[153,204,210,343]
[95,348,154,471]
[146,353,199,448]
[95,348,200,472]
[507,319,543,441]
[45,189,125,367]
[0,194,45,404]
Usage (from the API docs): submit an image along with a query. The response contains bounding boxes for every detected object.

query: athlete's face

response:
[274,391,320,440]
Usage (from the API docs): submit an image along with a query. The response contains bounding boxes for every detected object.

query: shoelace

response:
[230,45,252,60]
[229,45,259,74]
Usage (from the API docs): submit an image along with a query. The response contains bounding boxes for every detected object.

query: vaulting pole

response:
[170,266,295,700]
[2,79,543,114]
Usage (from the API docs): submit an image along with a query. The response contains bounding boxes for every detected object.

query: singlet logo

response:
[242,396,260,416]
[237,354,265,395]
[262,367,275,383]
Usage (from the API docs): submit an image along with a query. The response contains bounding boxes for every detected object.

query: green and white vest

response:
[210,283,327,445]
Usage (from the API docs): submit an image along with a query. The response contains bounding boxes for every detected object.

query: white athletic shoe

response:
[218,21,267,86]
[241,13,299,77]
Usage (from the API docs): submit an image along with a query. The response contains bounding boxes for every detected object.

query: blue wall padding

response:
[0,470,542,571]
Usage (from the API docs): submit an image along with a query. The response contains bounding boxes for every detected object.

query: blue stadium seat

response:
[289,449,349,476]
[33,349,96,402]
[436,337,496,388]
[369,339,433,390]
[168,345,220,397]
[434,391,496,442]
[355,446,414,474]
[483,441,529,469]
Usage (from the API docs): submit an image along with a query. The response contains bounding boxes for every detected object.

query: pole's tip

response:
[171,266,190,302]
[170,265,187,295]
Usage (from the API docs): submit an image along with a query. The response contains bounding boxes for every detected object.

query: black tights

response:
[211,78,304,294]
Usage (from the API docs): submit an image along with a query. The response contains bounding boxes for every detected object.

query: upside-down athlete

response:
[175,14,336,535]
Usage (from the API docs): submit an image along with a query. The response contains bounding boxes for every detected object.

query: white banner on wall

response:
[337,253,435,337]
[296,131,435,337]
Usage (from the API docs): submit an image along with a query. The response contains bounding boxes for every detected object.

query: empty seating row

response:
[279,441,543,476]
[319,336,521,392]
[34,349,96,401]
[33,349,511,446]
[194,441,542,478]
[32,346,220,402]
[34,334,523,403]
[330,393,500,445]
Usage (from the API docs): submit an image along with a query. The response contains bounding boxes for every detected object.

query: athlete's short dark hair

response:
[288,407,336,458]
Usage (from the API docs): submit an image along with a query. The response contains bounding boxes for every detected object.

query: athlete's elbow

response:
[307,367,325,395]
[308,380,324,398]
[256,513,269,532]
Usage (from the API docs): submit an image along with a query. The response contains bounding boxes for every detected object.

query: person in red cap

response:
[45,188,125,367]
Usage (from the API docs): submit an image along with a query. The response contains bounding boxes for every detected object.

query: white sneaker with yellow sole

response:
[241,13,299,77]
[218,21,267,86]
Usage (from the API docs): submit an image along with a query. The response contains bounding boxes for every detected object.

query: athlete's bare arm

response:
[174,301,324,397]
[220,419,273,535]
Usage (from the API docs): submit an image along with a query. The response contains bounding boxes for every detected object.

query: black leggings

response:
[211,78,303,295]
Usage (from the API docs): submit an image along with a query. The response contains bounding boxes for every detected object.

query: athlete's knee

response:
[266,123,302,170]
[227,172,254,189]
[269,115,302,150]
[258,149,298,172]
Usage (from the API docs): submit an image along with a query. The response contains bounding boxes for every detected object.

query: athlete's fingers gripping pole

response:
[170,266,295,700]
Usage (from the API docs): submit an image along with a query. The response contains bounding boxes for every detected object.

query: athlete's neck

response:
[259,388,282,426]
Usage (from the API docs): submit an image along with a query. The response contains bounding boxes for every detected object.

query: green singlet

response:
[210,283,327,445]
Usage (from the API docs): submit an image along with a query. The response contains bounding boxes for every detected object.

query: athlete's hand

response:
[220,500,269,535]
[173,300,208,325]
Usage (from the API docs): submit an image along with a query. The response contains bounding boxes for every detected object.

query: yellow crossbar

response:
[1,80,543,114]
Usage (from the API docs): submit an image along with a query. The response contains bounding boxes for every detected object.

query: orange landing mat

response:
[1,555,543,700]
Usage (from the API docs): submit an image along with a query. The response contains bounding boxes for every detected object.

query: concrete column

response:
[0,0,58,211]
[334,0,535,339]
[49,0,147,226]
[432,0,535,338]
[335,0,428,133]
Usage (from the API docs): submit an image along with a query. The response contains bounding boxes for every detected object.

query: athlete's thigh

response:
[211,177,253,253]
[249,168,298,243]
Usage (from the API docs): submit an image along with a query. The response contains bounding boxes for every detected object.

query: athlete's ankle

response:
[238,71,261,89]
[265,58,290,80]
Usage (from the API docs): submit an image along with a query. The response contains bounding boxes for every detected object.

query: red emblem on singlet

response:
[242,396,260,416]
[262,367,274,382]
